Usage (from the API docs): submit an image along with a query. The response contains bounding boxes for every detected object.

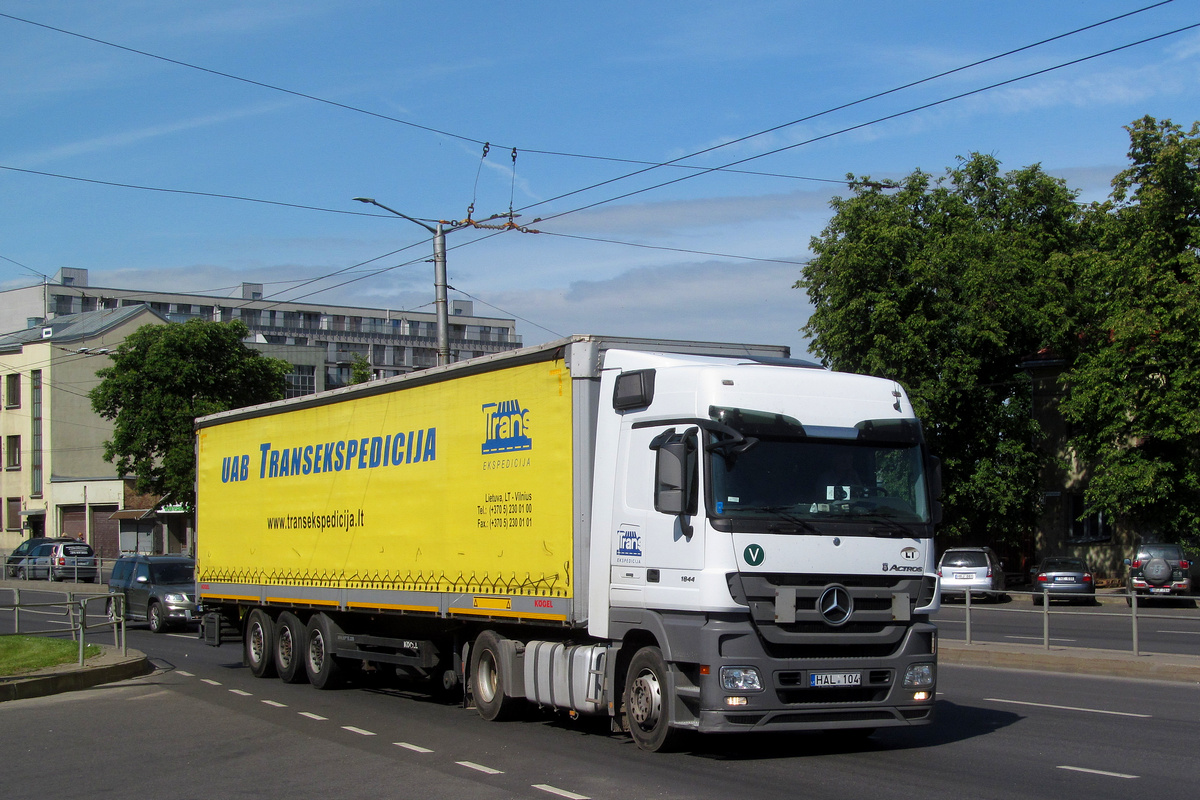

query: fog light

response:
[903,664,935,688]
[725,696,749,706]
[720,666,763,692]
[913,691,932,701]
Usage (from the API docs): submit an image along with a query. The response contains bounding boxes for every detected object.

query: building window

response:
[6,498,20,530]
[30,371,42,497]
[285,365,316,398]
[1068,494,1113,544]
[5,435,19,469]
[5,373,19,408]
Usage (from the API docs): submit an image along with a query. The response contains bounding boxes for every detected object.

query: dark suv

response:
[1125,544,1192,603]
[106,555,197,632]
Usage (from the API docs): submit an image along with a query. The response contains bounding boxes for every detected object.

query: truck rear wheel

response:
[624,646,679,752]
[274,612,307,683]
[245,609,277,679]
[304,613,344,689]
[470,630,516,721]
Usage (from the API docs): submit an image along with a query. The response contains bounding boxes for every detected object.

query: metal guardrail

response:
[1,588,126,665]
[954,588,1198,656]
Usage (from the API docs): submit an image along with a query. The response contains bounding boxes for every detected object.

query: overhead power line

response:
[0,2,1177,187]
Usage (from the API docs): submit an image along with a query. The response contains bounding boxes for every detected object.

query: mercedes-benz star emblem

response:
[817,586,853,626]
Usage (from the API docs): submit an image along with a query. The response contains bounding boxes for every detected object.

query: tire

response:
[304,613,344,689]
[245,609,277,679]
[470,630,516,721]
[623,646,679,752]
[1032,594,1043,607]
[17,567,26,580]
[48,570,58,582]
[147,601,167,633]
[274,612,308,684]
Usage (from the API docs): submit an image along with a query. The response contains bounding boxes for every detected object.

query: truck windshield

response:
[707,411,931,526]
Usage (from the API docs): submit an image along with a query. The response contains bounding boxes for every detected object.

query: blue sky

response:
[2,1,1198,356]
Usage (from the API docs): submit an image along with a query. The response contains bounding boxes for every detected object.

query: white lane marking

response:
[229,689,252,697]
[166,633,193,639]
[1004,635,1076,643]
[457,761,503,775]
[176,670,195,677]
[298,712,327,721]
[1058,765,1138,779]
[1158,629,1200,635]
[262,700,287,708]
[201,679,222,686]
[986,698,1151,718]
[534,785,590,799]
[343,726,376,736]
[395,742,433,753]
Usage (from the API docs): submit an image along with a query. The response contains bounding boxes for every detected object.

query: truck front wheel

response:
[470,630,516,721]
[245,609,277,679]
[624,646,679,752]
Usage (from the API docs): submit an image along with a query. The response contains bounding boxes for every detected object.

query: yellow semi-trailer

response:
[196,335,941,751]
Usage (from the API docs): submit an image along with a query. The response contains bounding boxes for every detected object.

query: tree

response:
[90,319,290,511]
[1059,117,1200,540]
[350,353,373,384]
[797,153,1083,547]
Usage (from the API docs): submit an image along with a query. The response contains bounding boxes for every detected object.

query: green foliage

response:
[350,353,373,385]
[1059,117,1200,538]
[0,635,100,676]
[797,153,1083,547]
[89,319,290,511]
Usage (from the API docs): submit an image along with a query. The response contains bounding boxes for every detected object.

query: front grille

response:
[729,572,931,659]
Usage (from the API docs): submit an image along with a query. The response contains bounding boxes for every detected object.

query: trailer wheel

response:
[304,613,343,689]
[623,646,679,752]
[274,612,307,683]
[470,630,516,721]
[245,609,277,679]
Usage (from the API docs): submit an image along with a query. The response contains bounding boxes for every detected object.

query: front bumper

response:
[660,613,937,735]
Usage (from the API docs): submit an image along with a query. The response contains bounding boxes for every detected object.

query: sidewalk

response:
[940,638,1200,683]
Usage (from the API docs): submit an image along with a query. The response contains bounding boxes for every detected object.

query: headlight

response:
[720,666,763,692]
[903,664,935,688]
[164,593,187,604]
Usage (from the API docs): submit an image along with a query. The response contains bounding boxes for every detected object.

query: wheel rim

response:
[475,649,499,704]
[249,621,266,665]
[308,630,326,674]
[628,668,663,730]
[150,607,160,629]
[278,627,294,669]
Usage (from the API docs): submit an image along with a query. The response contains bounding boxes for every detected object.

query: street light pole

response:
[353,197,451,367]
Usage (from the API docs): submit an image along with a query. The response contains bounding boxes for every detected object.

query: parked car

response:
[1125,543,1192,604]
[106,555,197,632]
[938,546,1006,602]
[47,541,99,583]
[10,542,61,580]
[1030,557,1095,605]
[5,536,73,577]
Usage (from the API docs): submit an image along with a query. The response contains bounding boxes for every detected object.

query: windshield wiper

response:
[738,505,820,533]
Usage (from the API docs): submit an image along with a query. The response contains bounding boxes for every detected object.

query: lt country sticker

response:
[743,543,765,567]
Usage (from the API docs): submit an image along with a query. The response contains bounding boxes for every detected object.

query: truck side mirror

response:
[650,427,698,523]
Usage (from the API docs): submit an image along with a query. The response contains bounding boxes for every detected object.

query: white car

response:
[938,546,1006,602]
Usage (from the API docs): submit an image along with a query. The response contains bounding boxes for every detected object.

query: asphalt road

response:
[3,585,1200,799]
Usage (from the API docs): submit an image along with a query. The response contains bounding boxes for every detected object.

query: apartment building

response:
[1,268,522,392]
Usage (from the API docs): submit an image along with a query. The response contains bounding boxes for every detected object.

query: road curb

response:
[940,640,1200,683]
[0,644,151,702]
